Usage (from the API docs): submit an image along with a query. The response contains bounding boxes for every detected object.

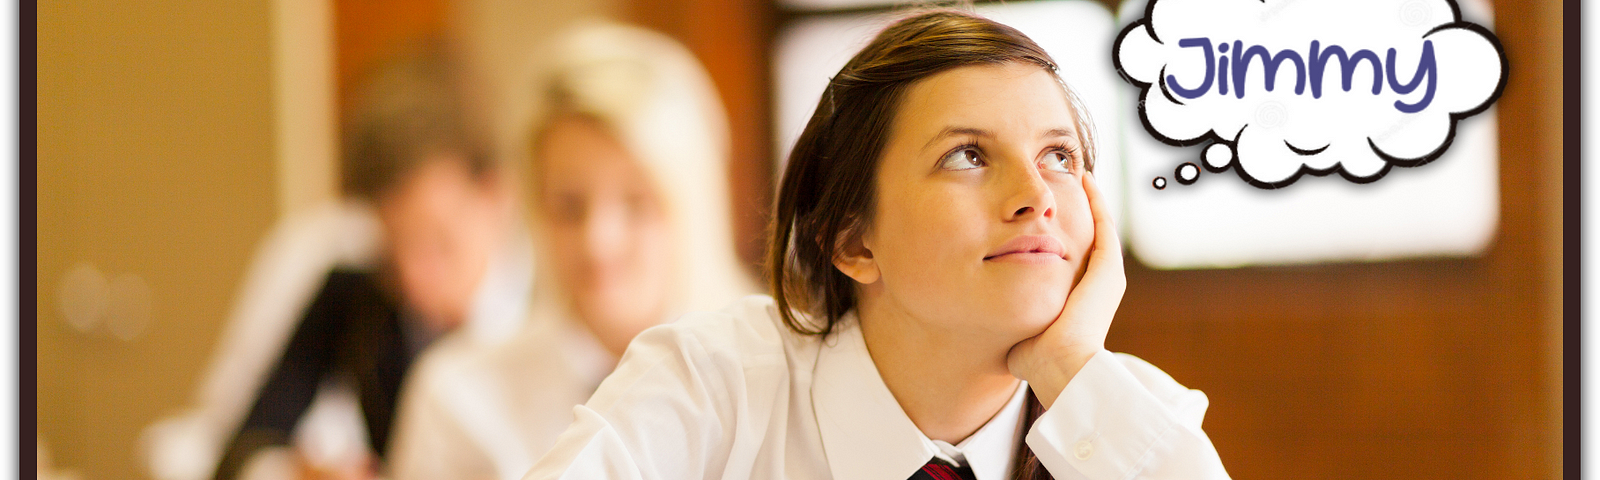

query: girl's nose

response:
[1001,164,1056,222]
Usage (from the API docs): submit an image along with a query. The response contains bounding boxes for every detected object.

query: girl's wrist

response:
[1028,347,1098,409]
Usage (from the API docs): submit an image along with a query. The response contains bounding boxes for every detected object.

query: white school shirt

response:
[525,295,1230,480]
[389,305,615,480]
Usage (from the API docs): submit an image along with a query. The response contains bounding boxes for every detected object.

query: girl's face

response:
[537,116,675,339]
[844,62,1094,344]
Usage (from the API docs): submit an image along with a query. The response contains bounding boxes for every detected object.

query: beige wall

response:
[37,1,278,479]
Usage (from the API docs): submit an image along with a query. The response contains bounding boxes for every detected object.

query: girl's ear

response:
[831,225,881,285]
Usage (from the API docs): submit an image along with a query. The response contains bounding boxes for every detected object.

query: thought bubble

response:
[1114,0,1506,189]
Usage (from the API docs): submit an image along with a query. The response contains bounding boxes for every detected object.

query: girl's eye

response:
[939,148,984,170]
[1041,149,1078,174]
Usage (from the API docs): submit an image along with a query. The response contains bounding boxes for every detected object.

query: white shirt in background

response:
[523,295,1230,480]
[388,302,615,480]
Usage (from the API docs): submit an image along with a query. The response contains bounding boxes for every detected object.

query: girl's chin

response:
[997,296,1068,333]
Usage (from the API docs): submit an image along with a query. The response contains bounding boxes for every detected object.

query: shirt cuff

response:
[1024,350,1183,480]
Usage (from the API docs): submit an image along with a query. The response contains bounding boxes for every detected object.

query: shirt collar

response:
[813,313,934,480]
[812,312,1028,480]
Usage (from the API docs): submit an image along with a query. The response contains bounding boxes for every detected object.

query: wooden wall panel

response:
[334,0,451,112]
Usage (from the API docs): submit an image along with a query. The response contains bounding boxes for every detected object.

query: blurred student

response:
[141,198,385,480]
[147,42,532,480]
[386,21,755,480]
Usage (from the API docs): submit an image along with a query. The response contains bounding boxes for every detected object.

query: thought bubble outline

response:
[1112,0,1509,189]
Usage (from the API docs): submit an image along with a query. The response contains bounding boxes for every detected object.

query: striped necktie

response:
[909,458,977,480]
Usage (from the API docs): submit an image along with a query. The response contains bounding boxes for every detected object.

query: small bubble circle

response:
[1204,143,1234,170]
[59,262,109,333]
[1176,162,1201,184]
[1152,177,1167,190]
[106,273,152,342]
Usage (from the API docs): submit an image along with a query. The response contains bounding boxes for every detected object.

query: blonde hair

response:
[527,20,755,318]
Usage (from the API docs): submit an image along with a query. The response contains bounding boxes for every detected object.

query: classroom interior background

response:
[36,0,1564,478]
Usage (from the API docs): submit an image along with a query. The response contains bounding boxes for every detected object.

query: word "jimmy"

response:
[1164,38,1437,113]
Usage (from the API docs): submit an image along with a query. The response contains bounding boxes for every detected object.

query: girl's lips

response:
[985,251,1065,264]
[984,234,1067,261]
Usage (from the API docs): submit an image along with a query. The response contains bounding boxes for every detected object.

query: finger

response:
[1081,171,1122,265]
[1073,172,1124,293]
[1063,172,1126,316]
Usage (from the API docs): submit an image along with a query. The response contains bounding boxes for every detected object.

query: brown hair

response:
[341,39,495,202]
[767,10,1095,336]
[765,10,1097,480]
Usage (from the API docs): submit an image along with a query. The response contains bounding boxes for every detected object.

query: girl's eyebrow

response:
[920,126,1078,150]
[922,126,993,150]
[1041,127,1077,140]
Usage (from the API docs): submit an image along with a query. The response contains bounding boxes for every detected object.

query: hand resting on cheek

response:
[1006,170,1126,409]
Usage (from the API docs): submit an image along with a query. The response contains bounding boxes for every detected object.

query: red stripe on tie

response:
[920,462,962,480]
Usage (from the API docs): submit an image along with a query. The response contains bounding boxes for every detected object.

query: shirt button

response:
[1074,440,1094,460]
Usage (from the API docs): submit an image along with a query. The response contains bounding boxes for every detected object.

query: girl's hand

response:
[1006,171,1126,409]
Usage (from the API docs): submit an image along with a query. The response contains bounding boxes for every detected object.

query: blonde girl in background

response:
[387,21,756,480]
